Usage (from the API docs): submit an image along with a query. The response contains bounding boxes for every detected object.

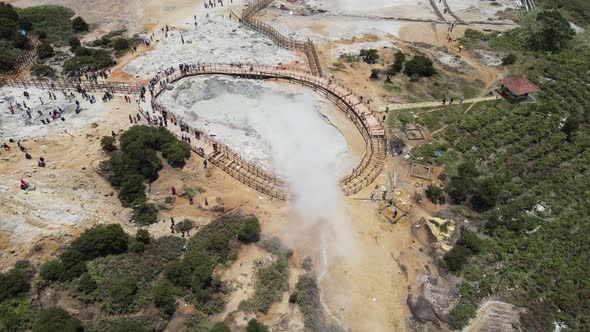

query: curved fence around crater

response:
[149,64,385,198]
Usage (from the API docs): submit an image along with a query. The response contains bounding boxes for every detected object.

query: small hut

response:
[499,76,540,102]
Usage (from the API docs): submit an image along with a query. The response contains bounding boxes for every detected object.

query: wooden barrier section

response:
[241,0,324,77]
[3,77,142,95]
[149,64,386,199]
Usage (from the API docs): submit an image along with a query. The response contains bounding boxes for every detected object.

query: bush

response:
[73,46,92,56]
[100,136,116,152]
[58,249,87,280]
[32,307,83,332]
[63,49,113,73]
[37,30,47,39]
[118,174,147,206]
[161,141,191,168]
[528,11,575,52]
[370,68,380,79]
[359,48,379,64]
[0,18,18,40]
[237,217,261,243]
[387,50,405,76]
[106,277,139,313]
[110,319,148,332]
[209,322,231,332]
[31,64,55,77]
[68,36,81,49]
[40,260,65,282]
[128,241,145,254]
[72,16,88,33]
[12,33,30,50]
[77,272,97,295]
[501,53,516,65]
[37,42,54,58]
[425,185,445,204]
[0,297,36,332]
[112,38,130,52]
[131,203,158,226]
[19,6,76,44]
[404,55,435,77]
[136,229,150,244]
[0,268,30,302]
[295,274,323,331]
[0,47,20,72]
[246,319,269,332]
[240,258,288,313]
[177,219,194,235]
[70,224,129,260]
[153,278,177,316]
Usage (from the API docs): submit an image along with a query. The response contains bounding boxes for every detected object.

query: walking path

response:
[383,95,496,111]
[144,64,386,199]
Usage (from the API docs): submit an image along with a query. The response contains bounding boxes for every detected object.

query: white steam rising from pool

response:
[160,76,359,328]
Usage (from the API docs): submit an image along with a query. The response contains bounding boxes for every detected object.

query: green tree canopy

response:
[32,307,83,332]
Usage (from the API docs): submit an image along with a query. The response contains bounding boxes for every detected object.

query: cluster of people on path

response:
[82,68,111,83]
[204,0,232,9]
[442,95,465,105]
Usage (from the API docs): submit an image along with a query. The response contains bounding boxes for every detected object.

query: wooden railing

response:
[147,64,385,197]
[3,77,142,94]
[241,0,324,77]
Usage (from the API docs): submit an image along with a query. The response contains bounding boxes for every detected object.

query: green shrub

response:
[58,249,87,280]
[209,322,231,332]
[153,278,177,316]
[370,68,380,79]
[71,16,88,33]
[295,274,323,331]
[359,48,379,64]
[501,53,516,65]
[70,224,128,260]
[425,185,445,204]
[0,47,21,72]
[63,49,113,73]
[404,55,435,77]
[110,319,148,332]
[0,297,36,332]
[73,46,92,56]
[131,203,158,226]
[128,241,145,254]
[36,42,54,58]
[0,18,17,40]
[112,38,129,52]
[100,136,116,152]
[31,64,55,77]
[0,268,30,302]
[528,11,575,52]
[177,219,194,235]
[19,6,76,44]
[237,217,261,243]
[68,36,80,49]
[12,33,30,50]
[387,50,405,76]
[0,3,18,23]
[161,141,191,168]
[105,277,139,313]
[240,258,288,313]
[77,272,97,295]
[32,307,82,332]
[246,319,269,332]
[136,229,150,244]
[40,260,65,282]
[37,30,47,39]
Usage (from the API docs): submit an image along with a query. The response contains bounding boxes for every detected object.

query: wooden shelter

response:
[499,76,540,101]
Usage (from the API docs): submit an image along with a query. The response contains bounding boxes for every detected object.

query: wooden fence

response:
[0,36,41,83]
[3,77,142,94]
[241,0,324,77]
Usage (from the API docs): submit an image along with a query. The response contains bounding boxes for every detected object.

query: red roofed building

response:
[499,76,540,101]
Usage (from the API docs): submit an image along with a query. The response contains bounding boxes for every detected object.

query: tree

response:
[100,136,116,152]
[359,49,379,64]
[162,141,191,168]
[12,33,30,50]
[470,178,498,211]
[76,272,97,295]
[71,16,88,32]
[501,53,516,65]
[370,68,380,79]
[562,114,581,141]
[153,278,177,316]
[132,203,158,226]
[238,218,261,243]
[37,42,54,59]
[0,18,17,39]
[0,3,18,23]
[58,249,87,280]
[119,174,146,206]
[107,277,139,312]
[111,320,148,332]
[136,229,150,244]
[177,219,194,236]
[112,38,130,51]
[18,17,33,32]
[0,268,30,302]
[404,55,435,77]
[425,185,445,204]
[68,37,81,49]
[40,260,65,282]
[32,307,83,332]
[529,11,575,52]
[70,224,128,260]
[0,48,19,72]
[443,244,471,272]
[31,64,55,77]
[209,322,231,332]
[387,50,405,76]
[246,319,269,332]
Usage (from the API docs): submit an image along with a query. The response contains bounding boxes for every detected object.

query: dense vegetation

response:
[18,6,76,44]
[405,9,590,330]
[99,125,191,225]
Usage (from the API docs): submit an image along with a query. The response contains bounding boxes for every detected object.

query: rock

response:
[81,166,86,170]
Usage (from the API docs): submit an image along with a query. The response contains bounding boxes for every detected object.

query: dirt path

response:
[464,300,523,332]
[383,95,495,111]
